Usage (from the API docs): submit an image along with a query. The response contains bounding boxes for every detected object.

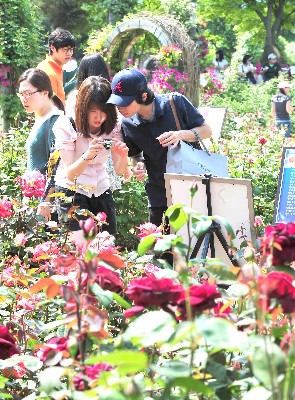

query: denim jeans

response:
[276,120,291,137]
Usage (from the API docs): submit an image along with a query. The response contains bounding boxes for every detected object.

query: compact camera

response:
[100,139,114,150]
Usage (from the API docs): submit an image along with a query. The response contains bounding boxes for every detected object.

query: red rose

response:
[258,272,295,313]
[95,266,124,293]
[0,325,20,359]
[260,223,295,265]
[36,337,68,365]
[126,276,184,307]
[177,284,221,320]
[2,362,26,378]
[73,363,112,391]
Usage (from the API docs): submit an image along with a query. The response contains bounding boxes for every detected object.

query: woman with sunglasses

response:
[53,76,128,243]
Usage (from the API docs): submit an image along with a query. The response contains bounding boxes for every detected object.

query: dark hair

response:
[135,87,155,105]
[18,68,64,111]
[76,53,110,89]
[48,27,76,53]
[243,55,252,64]
[75,76,117,138]
[216,50,224,61]
[279,88,287,95]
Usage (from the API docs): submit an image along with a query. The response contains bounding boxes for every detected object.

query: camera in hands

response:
[100,139,114,150]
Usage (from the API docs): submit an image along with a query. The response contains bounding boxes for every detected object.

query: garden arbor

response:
[104,13,199,106]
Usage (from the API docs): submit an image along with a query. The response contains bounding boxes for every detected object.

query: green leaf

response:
[123,310,177,347]
[0,394,13,399]
[86,350,148,374]
[213,216,236,240]
[191,219,212,237]
[38,366,65,394]
[153,234,179,252]
[0,355,43,372]
[242,386,272,400]
[137,235,156,256]
[196,316,248,351]
[162,377,213,399]
[249,336,285,390]
[112,292,131,309]
[205,261,238,284]
[90,283,113,307]
[152,360,191,378]
[166,203,189,232]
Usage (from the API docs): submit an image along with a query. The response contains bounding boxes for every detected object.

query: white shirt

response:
[212,59,228,77]
[53,115,122,197]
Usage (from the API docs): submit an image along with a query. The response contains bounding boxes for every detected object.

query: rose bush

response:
[0,326,20,360]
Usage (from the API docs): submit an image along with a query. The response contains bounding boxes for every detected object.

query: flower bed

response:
[0,176,294,399]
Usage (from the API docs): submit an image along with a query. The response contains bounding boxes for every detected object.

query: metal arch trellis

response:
[104,12,199,105]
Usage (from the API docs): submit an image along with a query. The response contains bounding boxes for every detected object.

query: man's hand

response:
[157,131,181,148]
[132,161,146,181]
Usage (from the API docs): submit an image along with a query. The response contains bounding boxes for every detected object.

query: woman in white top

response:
[238,55,257,84]
[54,76,128,237]
[212,50,228,79]
[66,53,126,191]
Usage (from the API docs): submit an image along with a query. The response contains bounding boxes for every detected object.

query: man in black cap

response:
[107,68,211,228]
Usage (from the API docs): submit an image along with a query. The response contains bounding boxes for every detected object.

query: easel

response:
[190,174,240,267]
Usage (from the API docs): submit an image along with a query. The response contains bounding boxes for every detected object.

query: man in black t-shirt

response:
[262,53,282,82]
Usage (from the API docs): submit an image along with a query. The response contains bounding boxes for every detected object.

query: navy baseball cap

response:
[107,68,148,107]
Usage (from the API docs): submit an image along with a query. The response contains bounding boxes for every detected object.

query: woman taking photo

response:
[65,53,128,190]
[53,76,128,241]
[272,81,294,138]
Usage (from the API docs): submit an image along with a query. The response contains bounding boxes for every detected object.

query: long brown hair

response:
[75,76,117,138]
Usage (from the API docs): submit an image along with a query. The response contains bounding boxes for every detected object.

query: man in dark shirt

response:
[262,53,282,82]
[107,68,212,227]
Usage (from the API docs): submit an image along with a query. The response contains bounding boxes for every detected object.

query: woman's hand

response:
[111,139,129,156]
[83,138,105,160]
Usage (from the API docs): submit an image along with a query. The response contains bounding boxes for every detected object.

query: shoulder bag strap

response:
[169,93,207,152]
[169,94,181,131]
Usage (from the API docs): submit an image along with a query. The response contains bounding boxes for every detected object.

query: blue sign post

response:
[274,147,295,223]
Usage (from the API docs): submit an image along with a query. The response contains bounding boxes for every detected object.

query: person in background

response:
[107,68,212,230]
[262,53,282,82]
[65,53,130,190]
[53,76,128,242]
[212,50,228,79]
[18,68,64,176]
[18,68,65,220]
[37,27,76,107]
[238,55,257,84]
[66,53,110,119]
[271,81,294,138]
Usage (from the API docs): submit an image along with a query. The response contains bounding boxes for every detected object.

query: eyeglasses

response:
[60,47,74,54]
[17,90,40,99]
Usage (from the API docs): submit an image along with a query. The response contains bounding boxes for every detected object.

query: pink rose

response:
[14,233,27,246]
[0,199,13,218]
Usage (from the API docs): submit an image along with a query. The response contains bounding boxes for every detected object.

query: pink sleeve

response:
[53,115,77,151]
[111,121,123,141]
